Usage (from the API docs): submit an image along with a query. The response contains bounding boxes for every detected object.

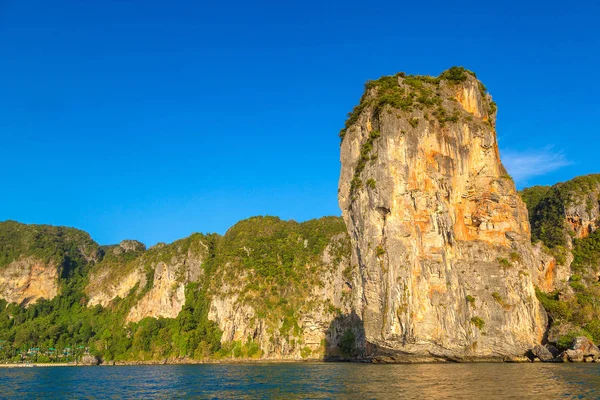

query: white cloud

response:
[501,147,570,184]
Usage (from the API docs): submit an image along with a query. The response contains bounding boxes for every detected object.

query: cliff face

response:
[203,217,362,360]
[0,218,361,361]
[0,257,59,306]
[565,197,599,241]
[339,67,547,360]
[86,241,147,309]
[520,176,600,293]
[86,237,206,322]
[560,177,600,241]
[81,217,362,360]
[525,175,600,248]
[207,226,360,359]
[0,221,100,306]
[521,175,600,346]
[125,238,207,322]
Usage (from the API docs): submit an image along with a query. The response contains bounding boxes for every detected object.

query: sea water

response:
[0,363,599,399]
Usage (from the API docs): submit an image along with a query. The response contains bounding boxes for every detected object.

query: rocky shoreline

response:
[0,358,346,367]
[3,340,599,367]
[529,337,600,363]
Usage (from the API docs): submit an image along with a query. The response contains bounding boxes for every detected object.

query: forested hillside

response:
[521,174,600,347]
[0,217,358,363]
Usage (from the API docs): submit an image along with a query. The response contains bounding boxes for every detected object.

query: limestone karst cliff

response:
[86,236,204,322]
[0,217,361,362]
[0,221,100,306]
[204,217,361,360]
[0,257,59,306]
[519,176,600,294]
[338,67,548,360]
[521,175,600,347]
[523,175,600,248]
[0,68,598,363]
[85,217,362,359]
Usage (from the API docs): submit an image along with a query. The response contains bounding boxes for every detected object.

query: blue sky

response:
[1,0,598,245]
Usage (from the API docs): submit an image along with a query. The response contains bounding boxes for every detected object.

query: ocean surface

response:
[0,363,599,399]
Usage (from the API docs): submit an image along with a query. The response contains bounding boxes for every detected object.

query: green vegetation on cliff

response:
[0,217,351,363]
[519,186,551,219]
[339,66,492,142]
[536,227,600,346]
[523,174,600,249]
[0,228,222,362]
[521,175,600,347]
[0,221,99,275]
[350,130,381,196]
[208,216,350,339]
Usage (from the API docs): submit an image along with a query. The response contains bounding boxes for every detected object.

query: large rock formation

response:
[86,240,148,309]
[524,175,600,248]
[82,216,362,360]
[86,236,206,322]
[0,221,100,306]
[339,67,547,361]
[521,175,600,348]
[0,218,361,361]
[207,225,360,359]
[0,257,59,306]
[518,176,600,293]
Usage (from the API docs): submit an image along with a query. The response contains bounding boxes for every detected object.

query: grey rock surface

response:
[531,345,554,362]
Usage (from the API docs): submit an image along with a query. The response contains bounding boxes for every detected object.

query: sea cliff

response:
[0,68,599,364]
[338,67,547,361]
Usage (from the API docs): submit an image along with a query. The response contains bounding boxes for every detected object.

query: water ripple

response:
[0,363,598,399]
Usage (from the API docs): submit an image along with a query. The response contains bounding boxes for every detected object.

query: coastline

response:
[0,355,537,368]
[0,359,334,368]
[0,363,76,368]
